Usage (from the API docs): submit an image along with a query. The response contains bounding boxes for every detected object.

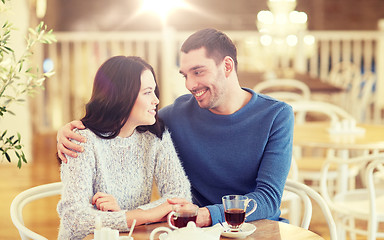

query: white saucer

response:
[159,233,167,240]
[221,223,256,238]
[327,126,366,135]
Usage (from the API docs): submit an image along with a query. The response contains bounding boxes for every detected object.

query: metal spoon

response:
[128,219,136,239]
[218,219,229,232]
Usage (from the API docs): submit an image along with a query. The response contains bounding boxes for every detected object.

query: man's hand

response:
[57,120,86,163]
[196,207,212,227]
[92,192,122,212]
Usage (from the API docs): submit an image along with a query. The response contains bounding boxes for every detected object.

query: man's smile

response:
[192,88,208,99]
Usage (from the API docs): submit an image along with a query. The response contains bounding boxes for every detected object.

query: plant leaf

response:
[1,130,7,139]
[22,152,27,163]
[5,152,11,162]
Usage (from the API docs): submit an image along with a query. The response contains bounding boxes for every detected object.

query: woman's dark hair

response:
[81,56,164,139]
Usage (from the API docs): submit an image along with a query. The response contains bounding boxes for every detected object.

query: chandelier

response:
[256,0,308,48]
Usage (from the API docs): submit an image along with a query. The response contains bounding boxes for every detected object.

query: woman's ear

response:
[223,56,234,77]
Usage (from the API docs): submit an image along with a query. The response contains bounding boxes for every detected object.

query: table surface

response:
[83,219,324,240]
[293,122,384,150]
[238,71,344,93]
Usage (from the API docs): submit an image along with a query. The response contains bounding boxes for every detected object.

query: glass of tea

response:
[167,203,199,229]
[222,195,257,231]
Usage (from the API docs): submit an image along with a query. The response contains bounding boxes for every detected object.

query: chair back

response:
[289,100,354,124]
[328,61,361,89]
[353,71,376,122]
[10,182,62,240]
[280,156,301,226]
[320,154,384,240]
[253,79,311,102]
[327,61,378,123]
[284,179,337,240]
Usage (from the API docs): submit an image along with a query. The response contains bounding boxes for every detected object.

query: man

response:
[57,28,294,227]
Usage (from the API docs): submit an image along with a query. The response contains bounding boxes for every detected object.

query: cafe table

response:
[293,122,384,192]
[83,219,325,240]
[237,71,344,94]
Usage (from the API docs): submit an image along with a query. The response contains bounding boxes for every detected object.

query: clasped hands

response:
[92,193,211,227]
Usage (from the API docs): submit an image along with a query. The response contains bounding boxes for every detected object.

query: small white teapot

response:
[149,222,222,240]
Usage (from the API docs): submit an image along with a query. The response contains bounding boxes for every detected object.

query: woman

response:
[57,56,191,239]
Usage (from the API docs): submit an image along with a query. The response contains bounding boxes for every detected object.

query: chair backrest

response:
[328,61,361,88]
[253,79,311,102]
[353,70,376,122]
[289,100,354,124]
[280,155,302,226]
[285,179,338,240]
[320,154,384,240]
[359,71,376,107]
[10,182,62,240]
[366,158,384,238]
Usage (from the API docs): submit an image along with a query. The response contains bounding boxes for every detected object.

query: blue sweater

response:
[158,88,294,225]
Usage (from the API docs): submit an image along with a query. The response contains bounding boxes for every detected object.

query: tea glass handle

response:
[167,211,178,229]
[245,199,257,218]
[149,227,172,240]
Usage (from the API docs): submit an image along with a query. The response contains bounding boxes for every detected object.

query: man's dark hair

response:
[181,28,238,71]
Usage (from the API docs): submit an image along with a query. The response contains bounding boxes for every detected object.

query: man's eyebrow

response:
[191,65,205,71]
[179,65,205,75]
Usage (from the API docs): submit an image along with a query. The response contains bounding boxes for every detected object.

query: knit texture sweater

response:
[57,129,191,240]
[158,88,294,225]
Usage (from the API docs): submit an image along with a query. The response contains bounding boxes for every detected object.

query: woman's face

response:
[127,69,159,129]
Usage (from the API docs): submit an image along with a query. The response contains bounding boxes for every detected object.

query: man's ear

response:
[223,56,234,77]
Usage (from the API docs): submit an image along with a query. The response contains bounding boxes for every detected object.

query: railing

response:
[31,29,384,133]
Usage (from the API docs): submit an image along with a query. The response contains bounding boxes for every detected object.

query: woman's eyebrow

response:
[141,86,154,91]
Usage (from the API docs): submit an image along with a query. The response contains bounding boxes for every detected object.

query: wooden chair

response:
[289,100,359,193]
[253,78,311,102]
[280,155,302,226]
[285,179,337,240]
[354,71,376,122]
[328,61,361,89]
[320,154,384,240]
[327,61,376,123]
[10,182,62,240]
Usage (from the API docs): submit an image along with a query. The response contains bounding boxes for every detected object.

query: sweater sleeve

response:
[138,130,192,210]
[206,105,294,225]
[57,130,129,239]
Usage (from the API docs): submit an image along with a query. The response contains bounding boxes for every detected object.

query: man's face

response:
[179,47,226,111]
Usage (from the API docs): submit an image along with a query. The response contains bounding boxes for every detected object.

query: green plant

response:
[1,0,56,168]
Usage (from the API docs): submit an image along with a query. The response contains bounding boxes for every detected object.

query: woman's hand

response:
[147,201,174,223]
[167,198,212,227]
[166,197,191,205]
[57,120,86,163]
[125,201,173,227]
[92,192,121,212]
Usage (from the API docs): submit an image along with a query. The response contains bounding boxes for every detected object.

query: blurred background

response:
[1,0,384,239]
[32,0,384,135]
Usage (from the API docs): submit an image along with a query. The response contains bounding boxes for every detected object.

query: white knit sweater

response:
[57,128,191,240]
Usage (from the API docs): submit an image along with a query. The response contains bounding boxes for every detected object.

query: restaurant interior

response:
[1,0,384,239]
